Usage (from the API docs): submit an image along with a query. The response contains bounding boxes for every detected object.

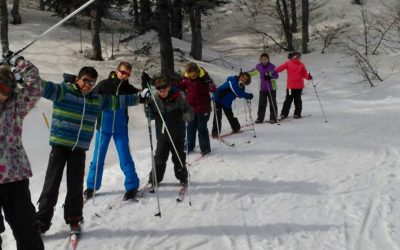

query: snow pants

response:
[37,145,85,226]
[148,139,188,185]
[0,180,44,250]
[280,89,303,117]
[257,90,278,122]
[86,130,139,192]
[212,102,241,136]
[187,112,211,154]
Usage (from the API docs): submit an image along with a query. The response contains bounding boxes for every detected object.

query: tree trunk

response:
[171,0,182,39]
[277,0,294,51]
[133,0,139,27]
[11,0,22,25]
[0,0,9,54]
[290,0,297,33]
[39,0,45,10]
[140,0,151,29]
[189,7,202,60]
[301,0,309,53]
[90,7,103,61]
[156,0,174,77]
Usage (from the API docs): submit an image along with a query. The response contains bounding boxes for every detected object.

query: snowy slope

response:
[3,1,400,249]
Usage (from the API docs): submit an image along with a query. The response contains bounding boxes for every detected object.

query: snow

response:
[3,0,400,249]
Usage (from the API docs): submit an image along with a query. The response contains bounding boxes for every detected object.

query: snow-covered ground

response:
[3,1,400,249]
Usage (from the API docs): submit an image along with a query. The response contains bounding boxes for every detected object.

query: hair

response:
[0,66,16,89]
[153,75,170,88]
[259,53,270,61]
[117,61,132,71]
[185,62,200,73]
[239,71,251,85]
[78,66,98,79]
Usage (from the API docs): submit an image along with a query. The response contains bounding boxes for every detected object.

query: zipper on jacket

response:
[112,80,123,134]
[72,93,86,151]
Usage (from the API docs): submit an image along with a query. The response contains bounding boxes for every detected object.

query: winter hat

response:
[288,51,301,59]
[0,66,17,96]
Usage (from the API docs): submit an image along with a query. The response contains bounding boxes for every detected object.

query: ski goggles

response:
[0,82,13,96]
[81,78,96,86]
[118,70,131,77]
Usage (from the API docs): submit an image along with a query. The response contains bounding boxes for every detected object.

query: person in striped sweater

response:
[36,66,147,234]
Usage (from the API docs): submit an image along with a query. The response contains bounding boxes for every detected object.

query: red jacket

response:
[178,68,216,113]
[276,59,311,89]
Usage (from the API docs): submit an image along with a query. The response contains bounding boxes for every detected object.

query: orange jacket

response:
[276,59,311,89]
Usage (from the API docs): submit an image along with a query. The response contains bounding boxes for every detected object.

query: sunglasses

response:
[118,70,131,77]
[0,82,13,96]
[156,84,169,90]
[81,78,96,86]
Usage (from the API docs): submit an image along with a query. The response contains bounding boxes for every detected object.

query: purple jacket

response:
[255,63,278,91]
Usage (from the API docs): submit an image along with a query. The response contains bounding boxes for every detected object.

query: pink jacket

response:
[276,59,311,89]
[0,60,43,184]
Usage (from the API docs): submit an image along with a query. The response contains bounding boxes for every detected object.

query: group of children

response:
[0,51,311,249]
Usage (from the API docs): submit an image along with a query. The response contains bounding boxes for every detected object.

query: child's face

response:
[116,66,131,81]
[157,85,171,98]
[260,56,269,65]
[239,75,250,86]
[76,74,97,94]
[0,92,8,103]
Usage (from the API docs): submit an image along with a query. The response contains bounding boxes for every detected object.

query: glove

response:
[140,88,150,99]
[264,73,272,81]
[248,93,254,100]
[308,73,313,80]
[3,51,24,66]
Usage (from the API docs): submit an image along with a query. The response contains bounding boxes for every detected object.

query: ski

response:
[137,183,154,198]
[70,225,81,250]
[187,154,205,166]
[176,184,188,202]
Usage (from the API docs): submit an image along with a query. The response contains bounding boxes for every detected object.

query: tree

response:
[11,0,22,25]
[156,0,175,77]
[188,5,202,60]
[42,0,130,61]
[290,0,297,32]
[171,0,183,39]
[276,0,295,51]
[139,0,151,29]
[301,0,309,53]
[0,0,9,54]
[183,0,228,60]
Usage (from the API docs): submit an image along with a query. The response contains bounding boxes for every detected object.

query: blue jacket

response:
[42,75,140,151]
[93,72,140,134]
[212,76,253,109]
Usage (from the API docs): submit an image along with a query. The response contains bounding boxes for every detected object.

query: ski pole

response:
[212,101,224,162]
[145,102,162,217]
[42,112,50,130]
[243,99,248,126]
[13,0,96,56]
[146,82,192,206]
[92,112,103,205]
[246,100,257,138]
[310,78,328,123]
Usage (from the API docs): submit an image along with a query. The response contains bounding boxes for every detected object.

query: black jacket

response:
[147,90,194,142]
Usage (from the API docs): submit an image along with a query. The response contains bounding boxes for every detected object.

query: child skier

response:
[251,53,279,123]
[178,62,216,156]
[84,62,140,201]
[36,66,148,235]
[211,72,253,138]
[146,77,194,187]
[0,54,44,249]
[275,51,312,119]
